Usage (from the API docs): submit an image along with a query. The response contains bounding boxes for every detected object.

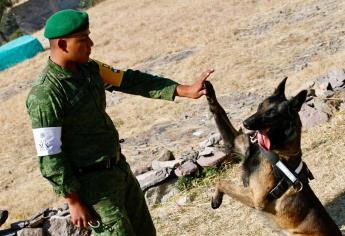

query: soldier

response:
[0,210,8,227]
[26,9,213,236]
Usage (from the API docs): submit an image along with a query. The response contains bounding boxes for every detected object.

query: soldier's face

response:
[65,29,94,64]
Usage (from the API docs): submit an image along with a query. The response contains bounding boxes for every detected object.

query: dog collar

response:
[259,146,303,184]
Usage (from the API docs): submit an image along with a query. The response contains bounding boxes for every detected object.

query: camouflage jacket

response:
[26,59,177,196]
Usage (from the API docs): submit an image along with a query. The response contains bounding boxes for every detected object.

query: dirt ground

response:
[0,0,344,235]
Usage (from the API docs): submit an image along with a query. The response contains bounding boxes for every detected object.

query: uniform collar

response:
[47,58,75,80]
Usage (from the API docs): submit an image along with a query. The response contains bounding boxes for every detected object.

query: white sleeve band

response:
[32,127,62,156]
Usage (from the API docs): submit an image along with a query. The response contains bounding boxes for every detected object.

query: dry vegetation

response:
[0,0,344,235]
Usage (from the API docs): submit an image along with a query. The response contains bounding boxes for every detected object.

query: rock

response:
[43,215,90,236]
[56,209,69,217]
[145,179,179,207]
[136,168,173,191]
[55,204,69,217]
[157,149,175,161]
[311,98,334,115]
[132,165,152,176]
[180,149,198,161]
[192,130,204,136]
[17,228,43,236]
[322,69,345,89]
[152,160,182,170]
[198,147,215,157]
[28,208,57,228]
[199,133,222,148]
[208,133,222,145]
[324,90,335,98]
[197,151,227,167]
[57,204,69,211]
[299,104,329,129]
[174,161,198,177]
[313,69,345,96]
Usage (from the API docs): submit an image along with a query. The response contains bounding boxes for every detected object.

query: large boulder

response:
[312,69,345,97]
[145,179,179,207]
[157,149,175,161]
[43,215,90,236]
[299,104,329,129]
[17,228,43,236]
[136,168,173,191]
[174,161,198,177]
[151,159,182,170]
[197,151,227,167]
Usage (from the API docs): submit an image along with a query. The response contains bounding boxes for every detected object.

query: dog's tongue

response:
[258,129,271,150]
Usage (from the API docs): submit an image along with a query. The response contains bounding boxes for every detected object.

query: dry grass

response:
[0,0,345,234]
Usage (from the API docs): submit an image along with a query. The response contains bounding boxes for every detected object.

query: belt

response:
[76,158,118,174]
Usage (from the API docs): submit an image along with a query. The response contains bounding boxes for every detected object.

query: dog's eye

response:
[267,109,276,115]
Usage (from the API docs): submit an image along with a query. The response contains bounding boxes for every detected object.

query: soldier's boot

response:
[0,210,8,226]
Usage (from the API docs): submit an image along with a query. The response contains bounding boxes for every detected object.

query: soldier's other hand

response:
[65,192,93,228]
[175,69,214,99]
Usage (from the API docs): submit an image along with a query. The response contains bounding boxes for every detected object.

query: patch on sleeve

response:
[32,127,62,156]
[93,59,124,87]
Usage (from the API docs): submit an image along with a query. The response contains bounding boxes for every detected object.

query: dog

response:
[205,78,342,236]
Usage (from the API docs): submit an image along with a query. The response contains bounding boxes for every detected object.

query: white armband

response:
[32,127,62,156]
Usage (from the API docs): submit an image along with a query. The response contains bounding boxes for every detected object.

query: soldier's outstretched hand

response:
[175,69,214,99]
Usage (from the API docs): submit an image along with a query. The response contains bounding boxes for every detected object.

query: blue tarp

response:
[0,35,44,71]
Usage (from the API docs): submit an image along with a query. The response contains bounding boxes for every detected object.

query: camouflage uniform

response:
[26,59,177,235]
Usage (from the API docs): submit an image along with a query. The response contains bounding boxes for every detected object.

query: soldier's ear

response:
[289,90,307,112]
[273,77,287,99]
[57,39,67,52]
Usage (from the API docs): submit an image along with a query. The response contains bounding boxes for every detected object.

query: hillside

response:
[0,0,344,235]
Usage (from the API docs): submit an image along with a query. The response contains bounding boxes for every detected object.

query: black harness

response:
[259,146,314,201]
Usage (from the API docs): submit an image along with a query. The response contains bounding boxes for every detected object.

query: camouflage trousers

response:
[77,157,156,236]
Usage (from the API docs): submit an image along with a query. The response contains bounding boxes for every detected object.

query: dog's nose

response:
[243,119,250,129]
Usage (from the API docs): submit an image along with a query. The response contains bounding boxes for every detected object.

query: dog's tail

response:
[204,81,239,154]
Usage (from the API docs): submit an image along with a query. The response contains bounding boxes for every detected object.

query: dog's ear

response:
[273,77,287,98]
[289,90,307,112]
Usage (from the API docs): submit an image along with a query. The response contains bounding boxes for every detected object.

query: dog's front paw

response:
[211,190,224,209]
[203,81,216,103]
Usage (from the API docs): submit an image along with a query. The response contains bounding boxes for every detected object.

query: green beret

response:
[44,9,89,39]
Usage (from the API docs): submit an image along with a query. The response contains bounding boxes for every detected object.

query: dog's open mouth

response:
[257,128,271,150]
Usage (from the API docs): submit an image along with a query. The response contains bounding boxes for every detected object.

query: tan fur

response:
[206,79,342,236]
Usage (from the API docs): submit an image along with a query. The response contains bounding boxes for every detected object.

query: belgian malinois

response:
[205,78,342,236]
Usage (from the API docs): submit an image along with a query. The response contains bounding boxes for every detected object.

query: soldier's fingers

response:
[199,69,214,82]
[71,218,77,226]
[75,219,81,228]
[198,89,207,97]
[83,219,90,228]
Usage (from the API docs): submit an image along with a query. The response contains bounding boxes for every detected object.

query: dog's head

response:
[243,77,307,150]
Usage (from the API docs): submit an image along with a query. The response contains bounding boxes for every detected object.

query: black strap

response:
[259,147,305,201]
[76,158,118,174]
